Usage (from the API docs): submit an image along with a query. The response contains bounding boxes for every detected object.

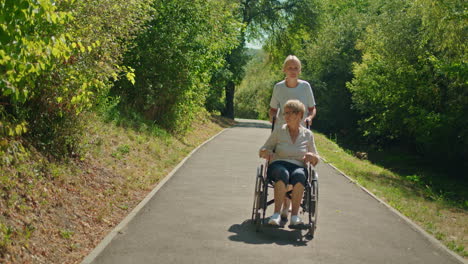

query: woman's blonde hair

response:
[282,55,302,70]
[284,99,305,118]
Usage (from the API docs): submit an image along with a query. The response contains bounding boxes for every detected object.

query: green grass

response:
[60,229,74,240]
[314,132,467,258]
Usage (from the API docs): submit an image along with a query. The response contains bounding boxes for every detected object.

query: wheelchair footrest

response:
[288,223,310,230]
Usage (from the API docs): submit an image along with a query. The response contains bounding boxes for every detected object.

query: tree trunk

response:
[223,80,235,119]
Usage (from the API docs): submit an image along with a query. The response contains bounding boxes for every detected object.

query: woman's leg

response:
[266,162,291,225]
[274,181,287,213]
[290,167,307,218]
[290,183,304,216]
[267,162,290,214]
[281,185,292,219]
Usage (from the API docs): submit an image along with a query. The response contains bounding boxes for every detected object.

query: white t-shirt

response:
[269,79,316,128]
[259,124,318,167]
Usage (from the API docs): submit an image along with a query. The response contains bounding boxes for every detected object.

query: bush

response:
[234,49,279,120]
[112,0,242,133]
[0,0,153,159]
[348,0,467,165]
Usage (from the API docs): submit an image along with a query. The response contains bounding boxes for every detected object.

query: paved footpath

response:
[83,119,465,264]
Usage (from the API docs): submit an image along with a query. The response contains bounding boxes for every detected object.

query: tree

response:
[348,0,467,165]
[264,0,372,135]
[221,0,319,118]
[234,49,280,119]
[112,0,241,132]
[0,0,153,158]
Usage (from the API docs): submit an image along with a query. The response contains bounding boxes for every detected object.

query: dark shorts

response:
[267,160,307,187]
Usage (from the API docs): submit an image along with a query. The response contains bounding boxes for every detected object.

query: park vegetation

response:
[1,0,466,262]
[240,0,467,169]
[236,0,467,190]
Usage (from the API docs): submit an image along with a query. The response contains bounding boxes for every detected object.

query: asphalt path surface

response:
[83,119,464,264]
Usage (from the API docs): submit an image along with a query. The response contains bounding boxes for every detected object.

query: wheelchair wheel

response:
[309,171,319,237]
[260,175,269,230]
[252,164,265,232]
[255,180,264,232]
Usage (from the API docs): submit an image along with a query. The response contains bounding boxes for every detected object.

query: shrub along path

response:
[83,119,463,264]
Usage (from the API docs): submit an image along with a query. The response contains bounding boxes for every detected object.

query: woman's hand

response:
[259,149,274,160]
[304,116,313,128]
[303,152,319,166]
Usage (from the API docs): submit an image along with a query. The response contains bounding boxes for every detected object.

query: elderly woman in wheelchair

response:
[259,99,320,227]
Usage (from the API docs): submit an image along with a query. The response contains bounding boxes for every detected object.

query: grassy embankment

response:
[314,132,467,259]
[0,111,235,263]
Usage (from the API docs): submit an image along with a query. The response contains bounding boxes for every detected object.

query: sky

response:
[245,40,263,50]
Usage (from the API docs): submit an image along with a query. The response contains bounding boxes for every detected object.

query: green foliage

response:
[113,0,241,133]
[0,0,76,158]
[263,0,320,64]
[299,0,370,134]
[265,0,369,134]
[348,0,467,163]
[0,0,73,105]
[245,0,318,40]
[117,144,130,154]
[59,229,74,239]
[1,0,153,158]
[218,0,319,118]
[217,0,321,118]
[262,0,466,169]
[234,49,281,119]
[0,0,74,146]
[205,67,231,114]
[0,223,14,252]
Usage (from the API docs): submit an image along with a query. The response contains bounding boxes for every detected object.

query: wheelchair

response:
[251,119,319,238]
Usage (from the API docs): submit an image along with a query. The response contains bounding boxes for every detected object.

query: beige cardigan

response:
[259,124,318,167]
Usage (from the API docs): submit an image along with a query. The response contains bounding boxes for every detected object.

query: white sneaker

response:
[268,213,281,226]
[290,215,303,225]
[280,208,289,220]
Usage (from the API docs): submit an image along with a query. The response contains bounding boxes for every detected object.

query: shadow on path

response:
[227,219,312,247]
